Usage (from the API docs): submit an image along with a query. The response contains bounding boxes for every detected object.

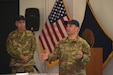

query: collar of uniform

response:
[16,29,26,37]
[66,36,79,43]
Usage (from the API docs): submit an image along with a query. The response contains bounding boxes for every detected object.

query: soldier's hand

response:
[77,48,83,59]
[21,56,30,63]
[40,50,48,61]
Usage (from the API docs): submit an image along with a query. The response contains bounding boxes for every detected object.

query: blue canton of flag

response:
[49,0,67,24]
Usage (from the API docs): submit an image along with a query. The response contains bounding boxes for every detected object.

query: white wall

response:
[20,0,113,74]
[90,0,113,40]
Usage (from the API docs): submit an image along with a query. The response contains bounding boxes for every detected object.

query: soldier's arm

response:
[27,34,36,59]
[6,34,24,60]
[80,40,91,65]
[47,44,61,62]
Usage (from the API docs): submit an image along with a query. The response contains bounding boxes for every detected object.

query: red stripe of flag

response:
[51,23,60,42]
[42,30,52,52]
[45,22,56,47]
[56,20,65,38]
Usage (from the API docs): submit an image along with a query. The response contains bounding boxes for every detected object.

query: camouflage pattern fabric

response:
[12,66,34,73]
[47,36,91,75]
[6,30,36,72]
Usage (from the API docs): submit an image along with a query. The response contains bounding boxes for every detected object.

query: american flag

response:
[39,0,70,54]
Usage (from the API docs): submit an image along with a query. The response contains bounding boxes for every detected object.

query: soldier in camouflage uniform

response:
[6,15,36,73]
[40,20,91,75]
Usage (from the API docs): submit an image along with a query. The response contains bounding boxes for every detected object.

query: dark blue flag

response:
[79,2,112,67]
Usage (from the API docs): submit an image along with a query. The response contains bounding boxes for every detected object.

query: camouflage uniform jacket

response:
[47,36,91,75]
[6,30,36,67]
